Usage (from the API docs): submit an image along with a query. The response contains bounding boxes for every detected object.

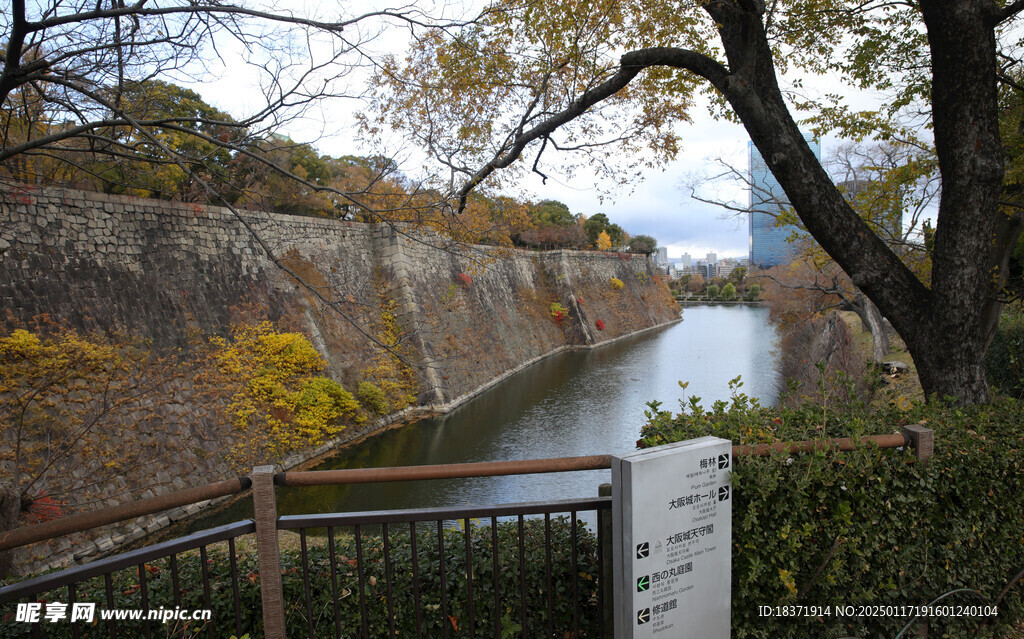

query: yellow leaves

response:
[778,568,798,596]
[1,321,184,518]
[596,229,612,250]
[207,322,356,469]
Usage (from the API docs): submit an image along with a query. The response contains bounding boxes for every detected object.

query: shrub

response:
[638,385,1024,639]
[985,308,1024,398]
[210,322,359,469]
[595,319,605,330]
[1,518,599,638]
[744,284,761,301]
[706,284,720,299]
[356,380,390,416]
[609,277,624,290]
[549,302,568,322]
[721,282,737,300]
[0,323,181,524]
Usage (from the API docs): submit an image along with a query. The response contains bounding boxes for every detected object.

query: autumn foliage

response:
[206,321,363,470]
[0,320,182,524]
[0,318,367,529]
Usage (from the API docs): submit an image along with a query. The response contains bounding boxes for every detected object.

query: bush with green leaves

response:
[639,380,1024,639]
[706,283,720,299]
[0,517,598,638]
[721,282,737,300]
[356,380,390,416]
[985,308,1024,399]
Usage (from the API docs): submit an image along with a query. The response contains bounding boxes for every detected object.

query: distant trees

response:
[685,273,705,295]
[629,234,657,254]
[583,213,626,247]
[0,0,442,200]
[530,200,576,227]
[514,200,649,251]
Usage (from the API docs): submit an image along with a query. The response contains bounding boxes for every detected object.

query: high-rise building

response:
[748,135,820,268]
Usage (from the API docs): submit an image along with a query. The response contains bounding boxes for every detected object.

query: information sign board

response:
[612,436,732,638]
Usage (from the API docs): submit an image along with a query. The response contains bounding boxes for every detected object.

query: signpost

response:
[612,436,732,638]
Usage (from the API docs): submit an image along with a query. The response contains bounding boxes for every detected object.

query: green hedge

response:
[986,309,1024,399]
[1,518,598,638]
[639,386,1024,638]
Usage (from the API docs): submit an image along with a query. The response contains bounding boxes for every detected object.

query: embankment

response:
[0,182,679,574]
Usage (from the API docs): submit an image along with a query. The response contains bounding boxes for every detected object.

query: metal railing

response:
[2,520,258,638]
[274,499,610,638]
[0,427,934,638]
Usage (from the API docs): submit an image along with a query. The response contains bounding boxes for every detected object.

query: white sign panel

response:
[612,436,732,638]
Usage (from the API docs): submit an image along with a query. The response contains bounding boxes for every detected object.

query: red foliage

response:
[595,319,605,330]
[456,272,472,287]
[22,491,63,524]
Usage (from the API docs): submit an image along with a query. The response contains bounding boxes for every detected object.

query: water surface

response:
[193,305,778,527]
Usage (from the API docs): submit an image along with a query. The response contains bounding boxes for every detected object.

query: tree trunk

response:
[0,481,19,578]
[851,288,889,362]
[700,0,1007,403]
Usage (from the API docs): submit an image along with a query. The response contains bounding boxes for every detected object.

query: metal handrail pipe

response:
[0,477,252,553]
[276,455,614,487]
[0,521,256,605]
[732,433,909,457]
[279,497,612,530]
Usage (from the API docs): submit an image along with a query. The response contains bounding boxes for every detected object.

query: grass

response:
[837,311,925,407]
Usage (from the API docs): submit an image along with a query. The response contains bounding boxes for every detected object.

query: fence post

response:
[252,465,286,639]
[902,423,934,462]
[599,482,614,638]
[900,425,932,638]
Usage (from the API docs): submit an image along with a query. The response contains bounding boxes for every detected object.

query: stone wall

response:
[0,181,680,574]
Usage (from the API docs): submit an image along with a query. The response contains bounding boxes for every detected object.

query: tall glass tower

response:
[748,135,820,268]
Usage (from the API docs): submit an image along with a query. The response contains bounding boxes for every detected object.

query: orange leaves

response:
[21,491,63,524]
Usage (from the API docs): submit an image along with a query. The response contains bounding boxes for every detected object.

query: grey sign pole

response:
[612,436,732,638]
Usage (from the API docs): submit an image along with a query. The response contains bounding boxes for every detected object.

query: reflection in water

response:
[191,305,777,529]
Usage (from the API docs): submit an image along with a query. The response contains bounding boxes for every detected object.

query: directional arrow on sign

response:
[718,453,730,469]
[719,486,731,501]
[636,575,650,592]
[637,608,651,625]
[636,542,649,559]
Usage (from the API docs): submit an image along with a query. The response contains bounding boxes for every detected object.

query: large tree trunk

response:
[699,0,1008,403]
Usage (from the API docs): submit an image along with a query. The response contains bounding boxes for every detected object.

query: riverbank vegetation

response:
[0,317,387,558]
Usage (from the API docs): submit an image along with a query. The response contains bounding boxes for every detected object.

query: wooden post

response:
[902,424,934,462]
[900,425,932,637]
[252,465,286,639]
[599,482,614,638]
